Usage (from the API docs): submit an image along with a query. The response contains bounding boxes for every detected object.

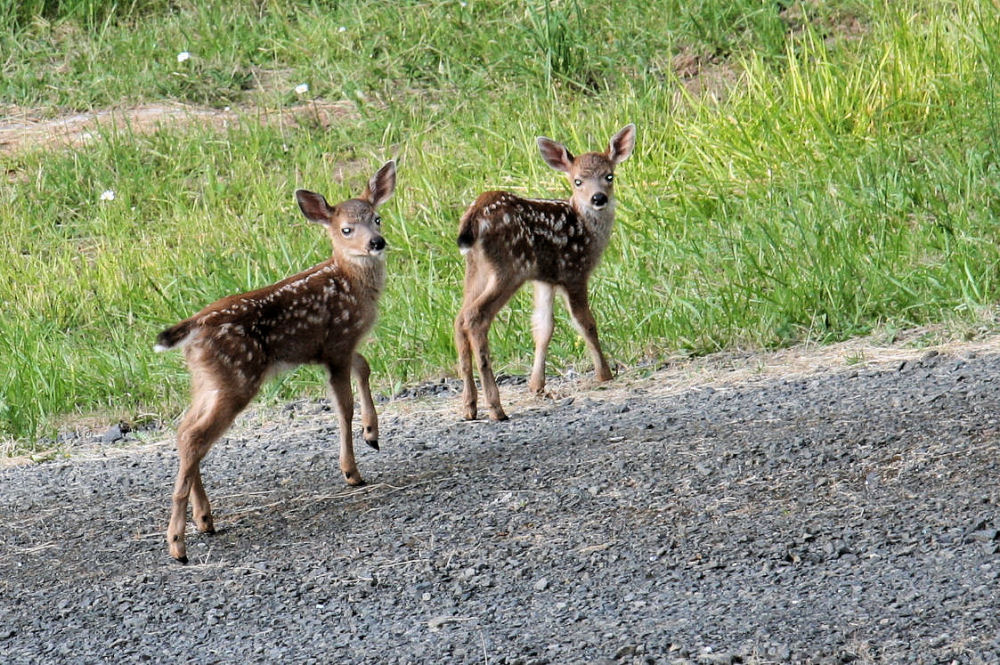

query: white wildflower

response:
[294,83,309,95]
[99,190,115,202]
[176,51,191,63]
[338,26,347,33]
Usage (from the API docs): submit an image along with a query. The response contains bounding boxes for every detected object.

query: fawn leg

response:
[328,364,364,486]
[465,278,521,421]
[189,465,213,534]
[529,281,555,394]
[563,285,613,382]
[352,353,379,449]
[167,385,249,563]
[455,311,478,420]
[456,257,486,420]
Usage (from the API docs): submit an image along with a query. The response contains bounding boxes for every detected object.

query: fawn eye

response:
[574,179,583,187]
[374,216,382,226]
[605,174,614,182]
[341,227,352,236]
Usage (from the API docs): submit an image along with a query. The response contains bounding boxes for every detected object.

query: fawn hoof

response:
[489,409,509,422]
[195,515,215,534]
[175,555,189,565]
[344,471,366,487]
[168,537,187,563]
[462,406,478,421]
[366,439,380,451]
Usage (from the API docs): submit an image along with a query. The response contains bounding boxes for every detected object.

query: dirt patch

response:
[671,47,744,104]
[667,1,869,107]
[781,1,868,44]
[0,100,359,156]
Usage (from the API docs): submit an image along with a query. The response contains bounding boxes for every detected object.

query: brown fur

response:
[454,125,637,421]
[156,160,397,562]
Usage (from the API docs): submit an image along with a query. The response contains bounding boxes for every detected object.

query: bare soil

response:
[0,100,358,157]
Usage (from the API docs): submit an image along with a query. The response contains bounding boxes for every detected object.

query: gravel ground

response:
[3,337,1000,664]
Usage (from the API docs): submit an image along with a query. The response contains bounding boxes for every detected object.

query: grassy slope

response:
[1,0,999,446]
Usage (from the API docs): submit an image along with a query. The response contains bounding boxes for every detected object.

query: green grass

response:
[2,0,999,448]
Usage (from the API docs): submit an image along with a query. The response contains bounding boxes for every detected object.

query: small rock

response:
[968,529,999,542]
[697,653,734,665]
[614,645,636,660]
[101,421,131,444]
[533,578,549,592]
[428,616,460,631]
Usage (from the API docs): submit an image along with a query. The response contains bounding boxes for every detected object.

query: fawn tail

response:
[457,206,478,256]
[154,319,196,352]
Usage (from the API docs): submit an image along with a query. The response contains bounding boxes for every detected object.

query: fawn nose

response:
[369,236,386,253]
[591,192,608,209]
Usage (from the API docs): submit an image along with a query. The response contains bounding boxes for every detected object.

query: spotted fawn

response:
[454,125,636,421]
[155,160,396,562]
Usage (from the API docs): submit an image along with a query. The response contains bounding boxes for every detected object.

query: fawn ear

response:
[296,190,334,225]
[362,160,397,208]
[537,137,575,173]
[608,124,636,166]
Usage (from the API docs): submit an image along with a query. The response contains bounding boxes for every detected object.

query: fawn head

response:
[295,160,397,262]
[537,124,636,213]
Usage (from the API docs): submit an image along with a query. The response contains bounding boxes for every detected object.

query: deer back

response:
[171,258,379,381]
[460,192,607,285]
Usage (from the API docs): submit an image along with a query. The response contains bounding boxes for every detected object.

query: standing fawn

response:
[454,124,636,421]
[154,160,396,563]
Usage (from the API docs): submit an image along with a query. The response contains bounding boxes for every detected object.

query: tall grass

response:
[2,0,999,447]
[522,0,591,91]
[0,0,163,33]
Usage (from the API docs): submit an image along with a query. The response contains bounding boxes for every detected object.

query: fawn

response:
[454,124,636,421]
[154,160,396,563]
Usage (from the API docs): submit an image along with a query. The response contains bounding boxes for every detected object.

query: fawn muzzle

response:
[590,192,609,209]
[369,236,387,253]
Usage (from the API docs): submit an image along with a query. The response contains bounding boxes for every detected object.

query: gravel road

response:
[2,338,1000,664]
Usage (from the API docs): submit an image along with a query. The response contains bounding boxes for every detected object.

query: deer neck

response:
[572,198,617,253]
[334,253,385,298]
